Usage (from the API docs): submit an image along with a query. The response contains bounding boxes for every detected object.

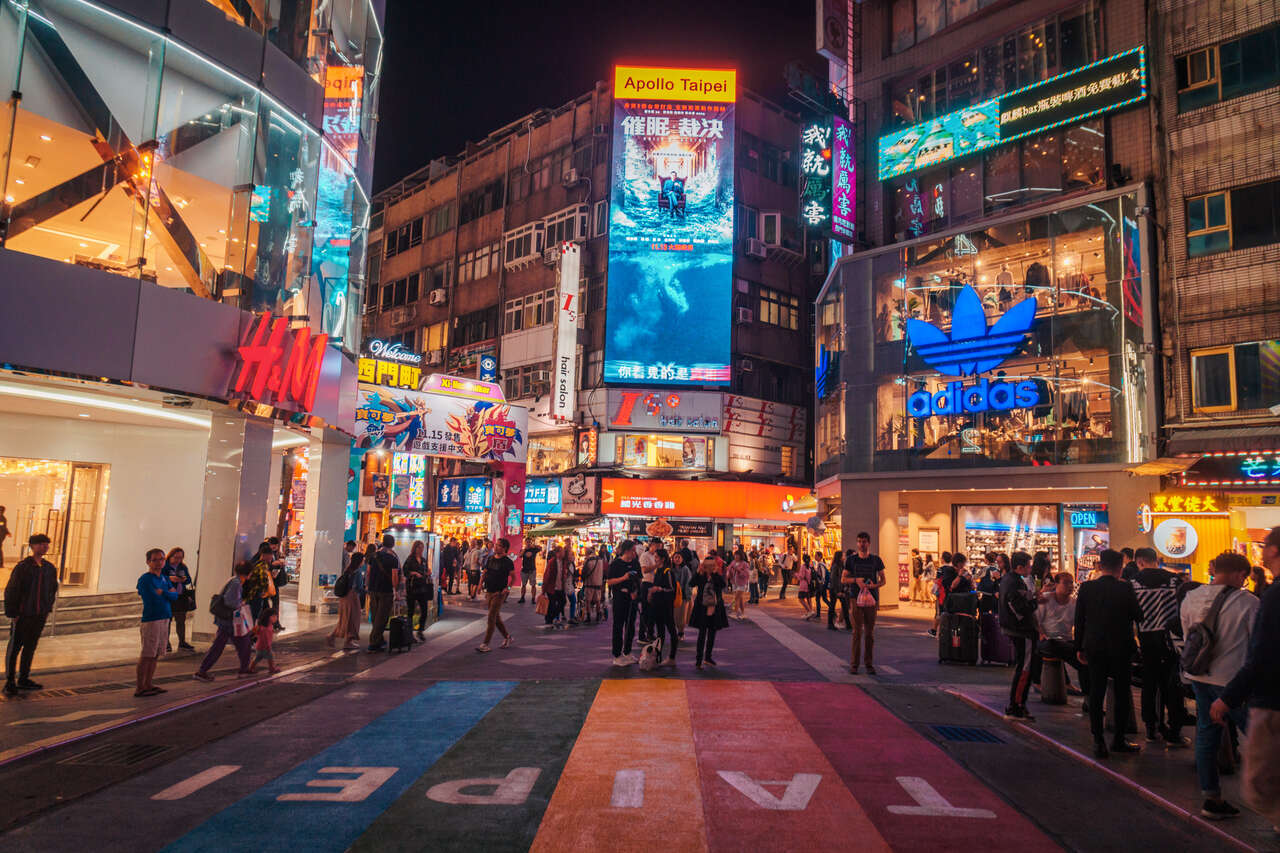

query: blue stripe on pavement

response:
[163,681,516,853]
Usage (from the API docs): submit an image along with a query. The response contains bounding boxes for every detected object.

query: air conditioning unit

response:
[427,350,444,365]
[389,306,412,325]
[532,369,551,384]
[562,168,580,186]
[736,307,754,323]
[745,238,767,259]
[428,288,447,306]
[735,279,751,294]
[543,246,560,266]
[739,358,755,373]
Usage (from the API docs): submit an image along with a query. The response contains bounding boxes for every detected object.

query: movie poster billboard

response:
[354,384,528,463]
[605,66,736,385]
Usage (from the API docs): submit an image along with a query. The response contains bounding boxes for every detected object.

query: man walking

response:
[441,537,460,595]
[1211,526,1280,830]
[999,551,1040,721]
[843,532,885,674]
[1180,551,1259,819]
[135,548,180,697]
[519,540,541,603]
[607,540,640,665]
[476,538,515,652]
[367,534,400,652]
[1130,546,1187,745]
[1074,548,1143,759]
[778,546,796,599]
[3,533,57,695]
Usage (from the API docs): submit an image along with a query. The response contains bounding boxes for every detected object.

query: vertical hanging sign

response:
[831,114,856,242]
[552,242,581,421]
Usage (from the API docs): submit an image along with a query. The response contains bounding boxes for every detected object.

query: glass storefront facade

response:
[0,455,108,591]
[0,0,379,354]
[817,189,1156,480]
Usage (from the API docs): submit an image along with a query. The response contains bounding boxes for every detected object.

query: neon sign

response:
[800,117,832,229]
[831,115,855,241]
[232,314,328,413]
[905,285,1042,418]
[365,339,422,364]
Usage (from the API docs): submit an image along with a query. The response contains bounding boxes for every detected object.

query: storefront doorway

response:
[0,456,108,590]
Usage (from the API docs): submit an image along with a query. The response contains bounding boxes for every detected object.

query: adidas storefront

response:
[814,187,1162,601]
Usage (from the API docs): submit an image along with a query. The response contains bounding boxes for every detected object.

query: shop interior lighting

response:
[273,434,309,450]
[0,381,208,427]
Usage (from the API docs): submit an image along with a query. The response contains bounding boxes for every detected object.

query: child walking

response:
[248,606,280,674]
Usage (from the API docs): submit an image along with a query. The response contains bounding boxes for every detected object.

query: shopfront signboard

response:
[524,476,563,522]
[831,115,856,241]
[231,313,329,414]
[1181,451,1280,487]
[358,339,424,390]
[905,284,1043,418]
[561,473,598,514]
[600,478,812,522]
[552,243,580,421]
[448,339,498,378]
[878,46,1147,180]
[354,383,528,463]
[421,373,506,403]
[608,389,722,433]
[1153,517,1198,559]
[604,65,736,385]
[436,477,491,512]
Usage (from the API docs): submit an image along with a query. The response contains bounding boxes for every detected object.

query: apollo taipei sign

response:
[905,285,1043,418]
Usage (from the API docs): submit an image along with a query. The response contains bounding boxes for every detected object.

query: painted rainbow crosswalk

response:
[157,680,1058,852]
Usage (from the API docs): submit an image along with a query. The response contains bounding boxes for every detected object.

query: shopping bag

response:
[232,604,253,637]
[856,587,876,608]
[535,593,549,615]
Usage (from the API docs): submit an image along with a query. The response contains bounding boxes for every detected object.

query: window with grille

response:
[759,287,800,330]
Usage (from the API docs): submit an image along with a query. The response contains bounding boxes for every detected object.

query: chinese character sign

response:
[799,117,832,230]
[354,384,528,463]
[831,115,856,241]
[604,66,736,386]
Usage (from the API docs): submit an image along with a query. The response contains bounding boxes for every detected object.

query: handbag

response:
[333,571,352,598]
[209,586,234,621]
[535,593,549,615]
[856,586,876,608]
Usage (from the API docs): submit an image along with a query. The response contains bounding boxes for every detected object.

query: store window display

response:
[0,457,107,591]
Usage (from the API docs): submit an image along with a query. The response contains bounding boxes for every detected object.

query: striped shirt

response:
[1131,569,1180,633]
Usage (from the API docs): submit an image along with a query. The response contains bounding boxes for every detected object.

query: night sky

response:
[373,0,820,192]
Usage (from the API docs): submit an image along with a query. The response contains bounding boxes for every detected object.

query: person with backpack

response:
[672,550,693,636]
[243,542,275,623]
[1130,546,1188,746]
[1179,551,1260,820]
[999,551,1040,721]
[689,556,728,668]
[367,534,400,652]
[194,562,254,681]
[328,551,363,650]
[1074,548,1143,759]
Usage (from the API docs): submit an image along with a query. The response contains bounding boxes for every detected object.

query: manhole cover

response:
[59,743,171,766]
[932,725,1004,744]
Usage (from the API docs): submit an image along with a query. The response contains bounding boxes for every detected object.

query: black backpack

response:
[333,570,352,598]
[209,579,235,621]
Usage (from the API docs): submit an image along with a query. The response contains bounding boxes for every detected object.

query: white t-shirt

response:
[1036,595,1076,641]
[1180,585,1260,686]
[639,550,658,583]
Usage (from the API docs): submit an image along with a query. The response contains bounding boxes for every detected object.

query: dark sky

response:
[372,0,820,192]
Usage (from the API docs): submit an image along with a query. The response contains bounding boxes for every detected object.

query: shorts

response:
[139,619,170,658]
[253,647,274,660]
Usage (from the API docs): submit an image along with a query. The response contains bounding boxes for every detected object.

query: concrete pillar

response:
[297,429,351,611]
[191,414,274,636]
[838,483,902,609]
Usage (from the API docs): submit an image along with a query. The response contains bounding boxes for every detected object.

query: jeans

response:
[695,626,717,663]
[1008,635,1039,709]
[779,570,791,599]
[611,595,634,657]
[484,590,510,645]
[1085,647,1135,745]
[197,625,252,675]
[5,614,46,683]
[1192,681,1248,798]
[172,610,190,646]
[850,605,877,667]
[812,588,824,617]
[1138,630,1184,733]
[368,591,393,647]
[405,590,432,633]
[748,581,759,603]
[568,588,578,621]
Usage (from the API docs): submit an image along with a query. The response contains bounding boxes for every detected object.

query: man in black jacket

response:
[999,551,1039,721]
[1074,548,1143,758]
[4,534,58,695]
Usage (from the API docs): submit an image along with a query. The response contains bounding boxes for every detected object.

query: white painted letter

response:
[277,766,397,802]
[886,776,996,818]
[425,767,541,805]
[717,771,821,810]
[611,770,645,808]
[152,765,241,800]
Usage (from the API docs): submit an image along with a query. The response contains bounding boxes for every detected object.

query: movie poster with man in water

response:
[604,66,736,386]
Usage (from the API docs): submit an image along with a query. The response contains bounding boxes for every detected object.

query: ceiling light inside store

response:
[39,135,52,142]
[13,178,23,185]
[78,413,90,418]
[0,382,208,428]
[4,195,11,203]
[23,156,39,168]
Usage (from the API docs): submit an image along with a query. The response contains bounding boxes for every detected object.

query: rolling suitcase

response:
[939,612,978,665]
[388,615,412,653]
[979,611,1014,665]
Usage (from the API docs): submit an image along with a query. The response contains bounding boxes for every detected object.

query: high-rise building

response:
[0,0,382,631]
[363,73,826,554]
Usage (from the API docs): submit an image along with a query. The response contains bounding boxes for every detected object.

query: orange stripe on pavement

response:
[531,679,707,853]
[686,681,890,853]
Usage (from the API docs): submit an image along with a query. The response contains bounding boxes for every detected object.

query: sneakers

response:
[612,656,631,666]
[2,682,17,696]
[927,628,938,638]
[193,671,214,682]
[476,644,492,653]
[16,679,42,690]
[1200,799,1241,820]
[1003,706,1036,722]
[865,666,877,675]
[178,643,196,652]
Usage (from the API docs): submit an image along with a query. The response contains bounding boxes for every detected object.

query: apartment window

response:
[586,276,606,313]
[504,221,545,265]
[458,241,499,284]
[504,295,524,333]
[459,180,505,225]
[1186,191,1231,257]
[736,204,759,240]
[427,202,455,239]
[1192,340,1280,412]
[759,287,800,330]
[508,166,529,203]
[422,321,447,353]
[503,361,552,400]
[545,204,587,247]
[572,143,592,179]
[585,349,603,388]
[1177,24,1280,112]
[503,289,555,333]
[455,307,499,346]
[593,199,608,237]
[409,218,423,247]
[405,272,420,304]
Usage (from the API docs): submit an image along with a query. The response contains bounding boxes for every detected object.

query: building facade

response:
[0,0,382,631]
[363,77,825,554]
[817,0,1169,598]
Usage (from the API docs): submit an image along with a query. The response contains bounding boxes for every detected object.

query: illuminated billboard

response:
[605,65,736,385]
[878,46,1146,180]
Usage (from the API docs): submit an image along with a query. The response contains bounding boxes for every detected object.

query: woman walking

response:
[811,552,827,620]
[542,546,565,628]
[726,549,751,620]
[796,556,813,619]
[328,551,363,649]
[650,549,679,665]
[827,549,848,630]
[689,556,728,668]
[403,540,432,640]
[165,548,196,652]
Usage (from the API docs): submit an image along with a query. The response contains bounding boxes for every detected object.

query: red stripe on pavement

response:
[775,683,1059,852]
[686,681,889,852]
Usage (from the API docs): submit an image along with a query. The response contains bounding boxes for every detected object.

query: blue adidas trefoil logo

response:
[905,285,1037,376]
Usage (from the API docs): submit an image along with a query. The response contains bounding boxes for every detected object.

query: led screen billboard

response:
[605,65,736,385]
[878,46,1146,181]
